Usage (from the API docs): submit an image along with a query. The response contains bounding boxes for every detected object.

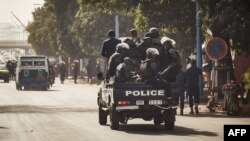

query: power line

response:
[10,11,28,31]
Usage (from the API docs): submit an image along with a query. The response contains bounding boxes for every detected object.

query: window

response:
[34,61,45,67]
[21,61,32,67]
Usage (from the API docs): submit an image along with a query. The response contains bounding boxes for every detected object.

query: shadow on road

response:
[0,127,9,129]
[0,105,97,113]
[119,124,218,136]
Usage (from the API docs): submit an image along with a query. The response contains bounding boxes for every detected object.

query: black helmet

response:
[149,27,159,38]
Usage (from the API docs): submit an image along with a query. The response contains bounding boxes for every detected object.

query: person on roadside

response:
[73,60,79,84]
[59,62,66,84]
[176,69,187,115]
[186,59,202,114]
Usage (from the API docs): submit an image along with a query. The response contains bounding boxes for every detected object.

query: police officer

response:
[106,43,130,81]
[130,29,141,48]
[138,27,163,61]
[186,59,202,114]
[160,36,182,82]
[115,57,133,83]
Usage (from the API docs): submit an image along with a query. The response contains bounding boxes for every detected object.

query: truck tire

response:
[154,116,163,125]
[99,103,107,125]
[109,106,119,130]
[164,121,175,130]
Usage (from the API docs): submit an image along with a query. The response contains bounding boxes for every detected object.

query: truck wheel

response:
[164,121,175,130]
[109,106,119,130]
[99,104,107,125]
[154,116,163,125]
[42,86,48,91]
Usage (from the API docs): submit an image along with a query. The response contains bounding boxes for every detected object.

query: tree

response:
[202,0,250,56]
[27,5,58,56]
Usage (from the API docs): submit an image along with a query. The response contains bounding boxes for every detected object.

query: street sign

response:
[205,37,228,61]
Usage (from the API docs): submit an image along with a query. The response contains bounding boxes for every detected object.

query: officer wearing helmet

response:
[115,57,133,83]
[138,48,171,96]
[138,27,163,61]
[106,43,130,80]
[160,36,182,82]
[139,48,162,84]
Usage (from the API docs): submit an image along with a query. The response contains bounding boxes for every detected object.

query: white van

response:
[16,55,50,90]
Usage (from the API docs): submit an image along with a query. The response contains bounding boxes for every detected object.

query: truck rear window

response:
[34,61,45,67]
[21,61,33,67]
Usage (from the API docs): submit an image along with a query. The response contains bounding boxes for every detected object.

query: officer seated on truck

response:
[139,48,164,83]
[106,43,130,82]
[115,57,134,83]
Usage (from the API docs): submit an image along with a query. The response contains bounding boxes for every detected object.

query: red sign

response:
[205,37,228,61]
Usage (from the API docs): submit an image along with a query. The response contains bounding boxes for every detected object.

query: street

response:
[0,78,249,141]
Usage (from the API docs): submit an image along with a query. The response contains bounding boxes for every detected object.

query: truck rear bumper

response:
[116,105,178,111]
[116,106,139,110]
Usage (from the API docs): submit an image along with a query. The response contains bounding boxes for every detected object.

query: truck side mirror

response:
[97,72,104,80]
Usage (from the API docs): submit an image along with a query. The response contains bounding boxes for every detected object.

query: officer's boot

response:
[189,107,194,114]
[195,104,199,114]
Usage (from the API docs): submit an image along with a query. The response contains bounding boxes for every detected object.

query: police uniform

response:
[106,43,129,79]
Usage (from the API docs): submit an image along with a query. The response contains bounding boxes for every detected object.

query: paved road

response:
[0,78,249,141]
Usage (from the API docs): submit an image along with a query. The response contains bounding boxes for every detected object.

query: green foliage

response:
[27,6,57,56]
[201,0,250,55]
[243,69,250,90]
[27,0,250,60]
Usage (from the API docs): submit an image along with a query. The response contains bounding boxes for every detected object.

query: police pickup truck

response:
[97,76,177,130]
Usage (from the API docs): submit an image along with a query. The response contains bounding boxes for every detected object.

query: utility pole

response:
[115,15,119,38]
[195,0,203,96]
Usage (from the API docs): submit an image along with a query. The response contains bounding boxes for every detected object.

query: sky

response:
[0,0,44,26]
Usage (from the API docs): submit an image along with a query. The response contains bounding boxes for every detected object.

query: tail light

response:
[118,100,130,105]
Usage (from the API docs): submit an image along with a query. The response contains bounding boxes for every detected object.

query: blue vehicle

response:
[16,55,50,90]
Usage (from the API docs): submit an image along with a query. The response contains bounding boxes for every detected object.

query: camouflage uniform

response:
[106,43,129,79]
